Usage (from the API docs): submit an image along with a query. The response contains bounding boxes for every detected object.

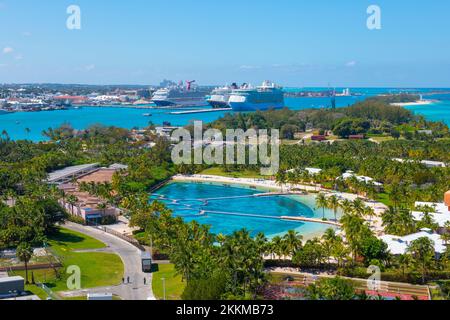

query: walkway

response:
[60,222,155,300]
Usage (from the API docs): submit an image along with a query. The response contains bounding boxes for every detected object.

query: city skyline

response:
[1,0,450,86]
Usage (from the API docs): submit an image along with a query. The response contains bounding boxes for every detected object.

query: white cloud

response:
[3,47,14,54]
[15,54,23,60]
[239,65,261,70]
[84,64,96,71]
[22,31,32,37]
[345,61,357,67]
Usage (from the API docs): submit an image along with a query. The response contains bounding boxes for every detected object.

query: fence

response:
[97,225,146,252]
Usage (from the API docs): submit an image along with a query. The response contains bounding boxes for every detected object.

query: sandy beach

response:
[390,100,435,107]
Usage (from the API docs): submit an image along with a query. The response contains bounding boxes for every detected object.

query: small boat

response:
[143,113,152,117]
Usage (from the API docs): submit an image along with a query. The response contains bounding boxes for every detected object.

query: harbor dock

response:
[169,108,232,115]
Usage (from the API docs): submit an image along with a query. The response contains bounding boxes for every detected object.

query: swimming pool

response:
[152,181,340,239]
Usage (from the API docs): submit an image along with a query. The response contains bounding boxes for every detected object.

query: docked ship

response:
[228,81,285,111]
[151,80,210,107]
[206,83,238,108]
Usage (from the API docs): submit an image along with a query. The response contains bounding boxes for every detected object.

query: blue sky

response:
[1,0,450,87]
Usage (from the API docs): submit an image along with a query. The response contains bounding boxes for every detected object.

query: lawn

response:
[152,263,185,300]
[200,167,265,179]
[47,227,106,252]
[9,227,124,299]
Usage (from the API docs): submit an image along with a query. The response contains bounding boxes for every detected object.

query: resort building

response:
[412,191,450,230]
[380,229,446,257]
[392,158,447,168]
[47,163,100,185]
[286,168,322,175]
[49,163,128,224]
[340,171,383,188]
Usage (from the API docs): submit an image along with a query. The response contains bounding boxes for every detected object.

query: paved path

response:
[60,222,155,300]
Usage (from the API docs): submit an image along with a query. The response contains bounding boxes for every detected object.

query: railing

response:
[94,224,146,252]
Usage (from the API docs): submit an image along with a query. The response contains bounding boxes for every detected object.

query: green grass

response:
[200,167,265,179]
[47,227,106,252]
[376,193,393,207]
[9,227,124,299]
[152,264,185,300]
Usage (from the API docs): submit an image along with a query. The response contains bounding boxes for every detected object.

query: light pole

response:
[161,277,166,300]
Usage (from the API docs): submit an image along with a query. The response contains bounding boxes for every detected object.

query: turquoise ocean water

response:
[154,182,338,238]
[1,89,449,141]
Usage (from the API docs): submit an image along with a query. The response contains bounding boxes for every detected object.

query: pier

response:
[280,216,342,227]
[169,108,232,115]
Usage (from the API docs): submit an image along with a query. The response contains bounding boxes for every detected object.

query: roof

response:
[0,276,24,283]
[305,168,322,175]
[380,231,446,255]
[47,163,99,183]
[341,171,383,186]
[413,201,450,227]
[109,163,129,170]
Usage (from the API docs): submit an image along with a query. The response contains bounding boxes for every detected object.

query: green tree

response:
[407,237,436,284]
[16,243,33,284]
[305,277,355,300]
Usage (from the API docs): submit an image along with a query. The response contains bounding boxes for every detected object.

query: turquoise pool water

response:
[152,181,338,238]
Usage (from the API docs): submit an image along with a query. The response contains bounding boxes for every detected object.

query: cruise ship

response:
[206,83,238,108]
[228,81,285,111]
[151,80,210,107]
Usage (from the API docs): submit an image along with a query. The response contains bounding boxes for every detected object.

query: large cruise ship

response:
[206,83,238,108]
[151,80,210,107]
[228,81,285,111]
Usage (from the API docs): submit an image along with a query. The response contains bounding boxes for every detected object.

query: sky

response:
[1,0,450,87]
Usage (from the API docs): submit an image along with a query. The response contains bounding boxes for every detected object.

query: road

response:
[60,222,155,300]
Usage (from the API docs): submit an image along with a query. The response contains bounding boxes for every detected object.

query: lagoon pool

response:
[152,181,339,239]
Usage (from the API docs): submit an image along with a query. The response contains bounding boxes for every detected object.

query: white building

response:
[412,201,450,228]
[341,171,383,187]
[380,229,446,257]
[392,158,447,168]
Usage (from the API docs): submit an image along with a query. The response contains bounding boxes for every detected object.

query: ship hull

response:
[152,98,208,107]
[229,101,284,112]
[207,100,230,109]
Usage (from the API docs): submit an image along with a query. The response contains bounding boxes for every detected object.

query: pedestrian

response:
[127,276,130,283]
[144,278,147,285]
[122,277,124,283]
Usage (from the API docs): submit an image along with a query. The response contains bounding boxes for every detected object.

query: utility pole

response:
[161,278,166,300]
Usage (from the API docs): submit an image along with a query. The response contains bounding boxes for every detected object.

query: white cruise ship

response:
[151,80,210,107]
[228,81,284,111]
[206,83,238,108]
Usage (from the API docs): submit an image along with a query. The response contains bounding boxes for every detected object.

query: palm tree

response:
[316,193,328,220]
[352,198,366,217]
[17,243,33,284]
[327,195,340,222]
[407,237,436,284]
[66,194,78,216]
[283,230,303,257]
[275,171,287,192]
[340,199,354,216]
[397,254,411,278]
[363,206,375,223]
[270,236,284,260]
